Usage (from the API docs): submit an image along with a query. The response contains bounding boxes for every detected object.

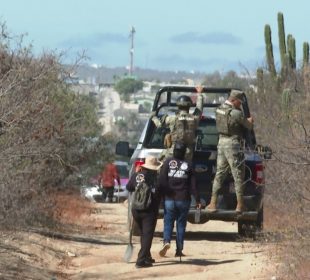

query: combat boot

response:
[235,195,245,213]
[206,195,217,212]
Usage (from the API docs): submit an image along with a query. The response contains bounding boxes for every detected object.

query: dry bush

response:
[0,24,112,232]
[247,68,310,279]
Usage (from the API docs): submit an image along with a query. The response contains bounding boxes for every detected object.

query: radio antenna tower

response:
[129,26,135,76]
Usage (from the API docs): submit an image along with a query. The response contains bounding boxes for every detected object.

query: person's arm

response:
[153,173,163,203]
[193,85,204,117]
[189,166,201,207]
[151,112,169,128]
[152,113,175,128]
[231,109,253,131]
[151,114,162,127]
[113,165,121,186]
[196,92,204,114]
[158,160,169,193]
[238,111,254,130]
[126,172,137,192]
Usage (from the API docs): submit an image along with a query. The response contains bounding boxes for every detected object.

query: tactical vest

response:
[171,113,196,145]
[215,105,232,135]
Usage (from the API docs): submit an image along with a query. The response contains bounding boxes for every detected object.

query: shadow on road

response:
[154,258,241,267]
[32,229,127,246]
[154,230,241,242]
[185,231,240,242]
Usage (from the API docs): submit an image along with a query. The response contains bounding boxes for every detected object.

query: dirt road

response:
[55,200,275,280]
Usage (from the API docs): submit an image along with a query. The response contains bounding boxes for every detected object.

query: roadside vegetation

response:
[240,13,309,280]
[114,77,144,102]
[0,11,309,279]
[0,22,114,235]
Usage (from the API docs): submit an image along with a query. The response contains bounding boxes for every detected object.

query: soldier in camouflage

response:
[207,90,254,213]
[151,86,204,161]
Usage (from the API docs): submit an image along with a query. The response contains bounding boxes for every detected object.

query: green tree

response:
[114,78,143,95]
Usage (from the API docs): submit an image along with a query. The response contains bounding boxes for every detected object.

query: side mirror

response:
[256,145,272,160]
[115,141,134,157]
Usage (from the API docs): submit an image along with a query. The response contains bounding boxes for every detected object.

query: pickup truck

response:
[116,86,271,236]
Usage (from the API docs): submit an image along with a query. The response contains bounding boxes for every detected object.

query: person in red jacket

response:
[98,161,121,203]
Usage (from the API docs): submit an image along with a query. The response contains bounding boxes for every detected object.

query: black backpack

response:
[131,181,152,210]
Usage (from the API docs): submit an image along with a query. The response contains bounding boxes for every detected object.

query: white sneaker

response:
[159,242,170,257]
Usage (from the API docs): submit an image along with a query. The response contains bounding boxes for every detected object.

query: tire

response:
[238,206,264,237]
[256,206,264,230]
[237,221,248,236]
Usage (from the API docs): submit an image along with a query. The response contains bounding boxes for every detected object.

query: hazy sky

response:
[1,0,309,73]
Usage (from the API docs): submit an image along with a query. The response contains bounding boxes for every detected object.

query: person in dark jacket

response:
[158,142,201,258]
[126,156,162,268]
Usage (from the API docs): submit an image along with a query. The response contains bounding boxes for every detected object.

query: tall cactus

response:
[256,68,264,95]
[303,42,309,68]
[291,37,296,69]
[264,24,277,78]
[287,34,296,69]
[281,88,291,118]
[277,12,287,73]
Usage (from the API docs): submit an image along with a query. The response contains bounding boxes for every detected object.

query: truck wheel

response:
[238,221,248,236]
[256,206,264,231]
[238,206,264,237]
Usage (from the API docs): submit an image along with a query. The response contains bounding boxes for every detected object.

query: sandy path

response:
[60,202,274,280]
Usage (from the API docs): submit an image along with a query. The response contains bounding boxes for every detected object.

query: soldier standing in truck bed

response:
[207,90,254,213]
[151,86,204,161]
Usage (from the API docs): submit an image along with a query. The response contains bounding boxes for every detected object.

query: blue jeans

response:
[163,200,191,251]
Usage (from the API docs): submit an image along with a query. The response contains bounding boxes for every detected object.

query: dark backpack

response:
[131,181,152,210]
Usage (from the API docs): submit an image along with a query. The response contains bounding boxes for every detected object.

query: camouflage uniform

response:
[151,94,204,161]
[211,99,253,204]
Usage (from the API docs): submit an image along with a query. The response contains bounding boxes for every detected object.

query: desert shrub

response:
[247,68,310,279]
[0,24,112,230]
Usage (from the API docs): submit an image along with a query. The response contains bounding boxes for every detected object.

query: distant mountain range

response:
[69,64,207,84]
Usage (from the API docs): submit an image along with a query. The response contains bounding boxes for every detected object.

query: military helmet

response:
[176,95,193,108]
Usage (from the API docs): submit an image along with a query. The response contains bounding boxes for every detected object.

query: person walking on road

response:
[206,90,254,213]
[158,142,201,258]
[126,156,162,268]
[98,161,121,203]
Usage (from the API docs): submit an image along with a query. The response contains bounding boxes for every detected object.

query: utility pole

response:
[129,26,135,77]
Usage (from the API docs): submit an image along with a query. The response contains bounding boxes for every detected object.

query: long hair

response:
[173,142,187,160]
